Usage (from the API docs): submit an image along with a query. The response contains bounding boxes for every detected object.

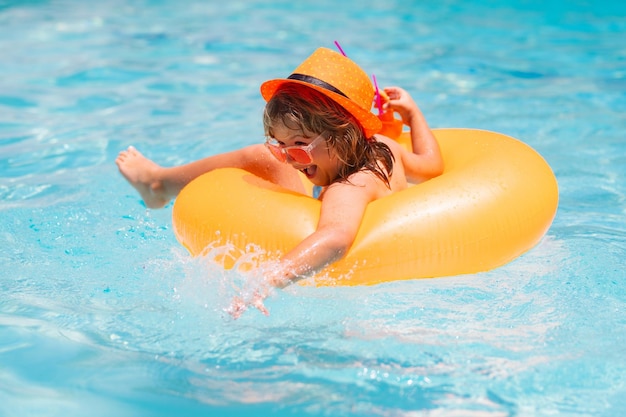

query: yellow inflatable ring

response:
[172,128,558,286]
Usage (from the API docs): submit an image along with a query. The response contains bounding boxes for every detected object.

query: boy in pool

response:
[116,47,443,317]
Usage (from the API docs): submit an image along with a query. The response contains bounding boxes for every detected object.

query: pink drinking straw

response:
[372,74,384,115]
[334,40,347,56]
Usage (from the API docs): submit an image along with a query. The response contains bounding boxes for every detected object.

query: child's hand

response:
[382,86,419,126]
[225,265,291,319]
[224,274,285,320]
[227,291,270,319]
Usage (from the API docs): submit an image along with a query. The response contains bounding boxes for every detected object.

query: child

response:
[116,47,443,317]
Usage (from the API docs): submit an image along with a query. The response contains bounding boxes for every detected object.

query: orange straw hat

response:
[260,47,382,137]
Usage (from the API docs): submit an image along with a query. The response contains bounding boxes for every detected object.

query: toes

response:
[127,146,142,158]
[116,146,139,162]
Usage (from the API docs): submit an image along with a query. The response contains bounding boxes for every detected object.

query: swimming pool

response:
[1,0,625,415]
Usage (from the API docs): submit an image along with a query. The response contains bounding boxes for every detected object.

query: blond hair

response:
[263,84,394,187]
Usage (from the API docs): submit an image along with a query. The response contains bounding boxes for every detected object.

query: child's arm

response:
[273,177,376,282]
[383,87,444,182]
[117,144,307,209]
[228,172,380,318]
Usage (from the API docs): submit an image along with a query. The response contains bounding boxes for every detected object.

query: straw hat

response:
[260,47,382,137]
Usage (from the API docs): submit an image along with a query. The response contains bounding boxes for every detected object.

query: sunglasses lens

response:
[285,148,312,164]
[266,142,287,162]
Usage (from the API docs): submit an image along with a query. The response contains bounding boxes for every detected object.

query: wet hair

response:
[263,84,394,187]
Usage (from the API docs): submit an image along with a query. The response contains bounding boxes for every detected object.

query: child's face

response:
[269,123,340,186]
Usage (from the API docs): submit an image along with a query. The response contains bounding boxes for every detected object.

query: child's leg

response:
[116,144,303,208]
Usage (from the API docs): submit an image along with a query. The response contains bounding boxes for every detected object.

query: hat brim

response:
[260,78,382,138]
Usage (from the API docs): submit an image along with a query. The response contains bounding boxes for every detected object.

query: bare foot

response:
[116,146,171,208]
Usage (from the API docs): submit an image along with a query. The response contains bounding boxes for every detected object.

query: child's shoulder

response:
[332,166,395,199]
[375,134,409,161]
[375,134,403,150]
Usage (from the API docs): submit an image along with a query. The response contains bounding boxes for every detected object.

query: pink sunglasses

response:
[264,133,326,165]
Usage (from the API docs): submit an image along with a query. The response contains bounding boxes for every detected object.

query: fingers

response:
[384,86,413,104]
[226,296,247,319]
[252,294,270,316]
[226,291,270,319]
[383,86,402,100]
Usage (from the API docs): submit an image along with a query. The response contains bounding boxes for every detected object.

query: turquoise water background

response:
[1,0,625,416]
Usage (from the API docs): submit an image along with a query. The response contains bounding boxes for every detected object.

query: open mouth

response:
[301,165,317,179]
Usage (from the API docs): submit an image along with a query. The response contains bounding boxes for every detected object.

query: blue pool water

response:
[1,0,625,416]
